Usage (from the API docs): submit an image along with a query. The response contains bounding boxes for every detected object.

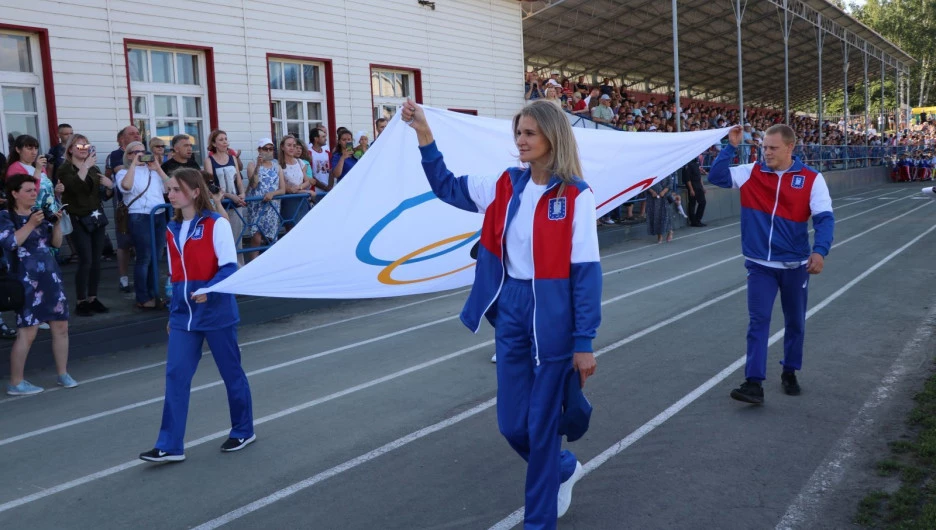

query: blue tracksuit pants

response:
[495,277,578,530]
[156,326,254,455]
[744,260,809,382]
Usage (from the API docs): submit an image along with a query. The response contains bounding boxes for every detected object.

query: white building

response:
[0,0,524,161]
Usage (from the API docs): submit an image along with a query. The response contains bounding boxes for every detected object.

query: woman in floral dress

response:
[245,138,285,261]
[1,174,76,395]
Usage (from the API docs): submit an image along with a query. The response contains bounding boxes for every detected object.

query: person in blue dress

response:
[1,173,76,395]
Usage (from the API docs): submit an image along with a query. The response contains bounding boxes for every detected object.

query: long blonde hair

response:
[512,100,583,186]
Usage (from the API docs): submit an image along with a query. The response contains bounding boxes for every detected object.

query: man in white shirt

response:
[308,128,333,199]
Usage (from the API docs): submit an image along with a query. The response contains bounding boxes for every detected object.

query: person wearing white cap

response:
[591,94,614,124]
[244,138,285,261]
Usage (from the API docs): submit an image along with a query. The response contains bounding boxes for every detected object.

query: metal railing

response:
[147,193,314,298]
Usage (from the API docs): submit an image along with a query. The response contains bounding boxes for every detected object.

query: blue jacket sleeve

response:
[203,262,238,290]
[419,142,479,213]
[570,189,602,353]
[811,211,834,257]
[707,144,737,188]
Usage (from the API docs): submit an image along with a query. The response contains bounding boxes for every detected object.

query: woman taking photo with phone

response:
[245,139,285,261]
[329,129,358,182]
[1,174,75,395]
[116,141,170,309]
[401,99,601,528]
[5,134,63,217]
[58,134,114,316]
[139,168,254,462]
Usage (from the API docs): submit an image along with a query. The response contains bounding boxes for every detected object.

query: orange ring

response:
[377,231,478,285]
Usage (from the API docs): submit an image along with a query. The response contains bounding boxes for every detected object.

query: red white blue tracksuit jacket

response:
[708,144,835,261]
[419,141,602,362]
[166,211,239,331]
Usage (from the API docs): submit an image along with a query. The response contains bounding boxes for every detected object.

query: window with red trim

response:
[0,30,51,153]
[125,42,215,161]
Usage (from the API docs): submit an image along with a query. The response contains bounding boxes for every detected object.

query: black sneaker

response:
[119,281,132,293]
[781,372,802,396]
[139,448,185,463]
[75,301,93,317]
[221,434,257,453]
[88,298,110,314]
[730,381,764,404]
[0,323,17,339]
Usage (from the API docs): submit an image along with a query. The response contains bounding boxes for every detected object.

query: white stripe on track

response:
[775,303,936,530]
[0,193,920,445]
[489,209,936,530]
[190,201,933,529]
[0,189,898,406]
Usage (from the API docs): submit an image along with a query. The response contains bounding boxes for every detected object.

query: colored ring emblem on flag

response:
[355,191,480,285]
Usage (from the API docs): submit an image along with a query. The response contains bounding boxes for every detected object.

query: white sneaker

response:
[38,323,50,330]
[558,460,584,518]
[490,353,497,363]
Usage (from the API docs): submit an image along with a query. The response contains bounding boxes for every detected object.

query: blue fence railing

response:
[147,193,314,299]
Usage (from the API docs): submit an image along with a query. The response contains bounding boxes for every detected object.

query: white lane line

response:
[489,214,936,530]
[0,291,469,406]
[775,303,936,530]
[191,287,749,530]
[573,188,893,262]
[192,200,932,529]
[0,189,898,406]
[2,195,926,518]
[0,193,919,443]
[0,340,494,515]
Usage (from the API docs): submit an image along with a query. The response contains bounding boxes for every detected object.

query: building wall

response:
[0,0,524,158]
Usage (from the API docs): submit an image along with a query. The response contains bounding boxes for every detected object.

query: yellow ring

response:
[377,232,478,285]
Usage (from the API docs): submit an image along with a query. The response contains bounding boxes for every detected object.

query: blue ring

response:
[355,191,480,266]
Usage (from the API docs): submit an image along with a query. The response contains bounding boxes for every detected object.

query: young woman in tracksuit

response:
[139,168,255,463]
[402,99,602,529]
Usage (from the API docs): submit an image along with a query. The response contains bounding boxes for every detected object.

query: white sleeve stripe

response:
[729,163,754,188]
[466,174,499,214]
[212,218,238,267]
[810,174,833,214]
[571,189,600,264]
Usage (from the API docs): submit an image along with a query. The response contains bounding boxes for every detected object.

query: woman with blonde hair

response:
[402,99,601,527]
[58,134,114,316]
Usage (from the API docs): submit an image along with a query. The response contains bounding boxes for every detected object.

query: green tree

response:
[850,0,936,108]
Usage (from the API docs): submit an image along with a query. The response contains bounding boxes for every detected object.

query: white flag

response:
[201,107,728,299]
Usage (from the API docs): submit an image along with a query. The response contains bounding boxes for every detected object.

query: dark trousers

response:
[70,218,105,300]
[688,185,706,224]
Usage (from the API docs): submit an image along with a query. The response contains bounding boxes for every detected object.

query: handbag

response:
[77,209,109,232]
[0,267,25,312]
[115,170,153,234]
[59,210,73,236]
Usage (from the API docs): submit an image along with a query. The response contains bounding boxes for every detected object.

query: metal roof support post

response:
[843,41,850,170]
[672,0,681,132]
[732,0,746,127]
[880,58,885,141]
[905,70,911,128]
[816,15,824,154]
[781,0,791,124]
[896,69,901,144]
[864,46,870,158]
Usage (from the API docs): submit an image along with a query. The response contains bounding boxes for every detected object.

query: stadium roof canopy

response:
[521,0,916,110]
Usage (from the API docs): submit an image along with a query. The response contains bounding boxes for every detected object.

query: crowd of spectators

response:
[0,118,382,395]
[524,71,935,170]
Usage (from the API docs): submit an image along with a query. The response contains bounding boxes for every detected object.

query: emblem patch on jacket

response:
[192,225,205,240]
[548,197,566,220]
[791,175,805,189]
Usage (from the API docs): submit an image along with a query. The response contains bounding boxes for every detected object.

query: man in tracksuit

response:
[708,124,834,404]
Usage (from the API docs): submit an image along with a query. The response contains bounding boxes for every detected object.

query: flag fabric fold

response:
[200,107,729,299]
